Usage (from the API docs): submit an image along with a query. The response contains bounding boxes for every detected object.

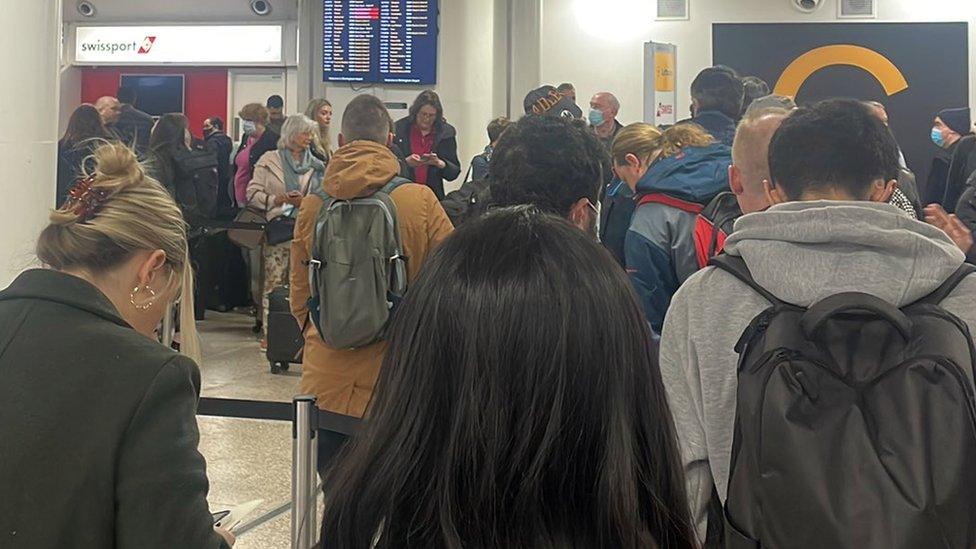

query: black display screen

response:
[119,74,185,116]
[323,0,438,85]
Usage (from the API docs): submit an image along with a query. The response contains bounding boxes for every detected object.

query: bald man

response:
[94,96,122,127]
[588,92,623,150]
[694,107,790,268]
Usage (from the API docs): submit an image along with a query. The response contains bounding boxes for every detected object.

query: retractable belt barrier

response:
[198,220,267,231]
[197,396,360,549]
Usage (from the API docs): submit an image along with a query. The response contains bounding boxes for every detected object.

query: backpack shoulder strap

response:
[637,192,705,214]
[708,254,782,305]
[914,263,976,306]
[380,176,412,195]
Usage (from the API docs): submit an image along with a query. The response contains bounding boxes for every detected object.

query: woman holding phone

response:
[393,90,461,200]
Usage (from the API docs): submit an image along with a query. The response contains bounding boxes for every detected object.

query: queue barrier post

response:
[291,395,319,549]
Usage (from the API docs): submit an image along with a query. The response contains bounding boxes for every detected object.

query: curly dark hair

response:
[408,89,444,126]
[489,115,607,217]
[769,98,900,200]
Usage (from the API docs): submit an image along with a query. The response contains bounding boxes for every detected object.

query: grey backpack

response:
[307,177,409,349]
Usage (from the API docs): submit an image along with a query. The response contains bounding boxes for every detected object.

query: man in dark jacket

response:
[204,117,235,216]
[676,67,745,147]
[115,87,155,157]
[589,92,624,150]
[266,94,286,135]
[926,107,971,206]
[940,108,976,212]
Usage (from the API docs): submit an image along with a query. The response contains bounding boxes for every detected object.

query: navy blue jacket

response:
[677,111,737,147]
[600,179,635,266]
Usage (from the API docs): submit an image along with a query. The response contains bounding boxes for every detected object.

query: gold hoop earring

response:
[130,286,157,311]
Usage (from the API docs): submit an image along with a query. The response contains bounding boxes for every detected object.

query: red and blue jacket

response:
[625,143,732,332]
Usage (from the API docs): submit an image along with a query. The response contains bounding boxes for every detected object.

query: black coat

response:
[205,131,235,214]
[953,177,976,264]
[925,140,958,206]
[115,104,155,158]
[0,269,227,549]
[392,117,461,200]
[943,134,976,213]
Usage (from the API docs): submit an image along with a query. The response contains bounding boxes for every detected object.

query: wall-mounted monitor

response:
[119,74,185,116]
[322,0,438,85]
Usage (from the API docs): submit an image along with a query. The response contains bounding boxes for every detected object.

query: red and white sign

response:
[75,26,282,64]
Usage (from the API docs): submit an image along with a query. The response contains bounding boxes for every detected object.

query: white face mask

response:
[242,120,257,134]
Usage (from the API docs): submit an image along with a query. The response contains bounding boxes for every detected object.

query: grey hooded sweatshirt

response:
[659,200,976,539]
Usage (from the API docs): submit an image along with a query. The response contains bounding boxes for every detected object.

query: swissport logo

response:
[79,35,157,55]
[138,36,156,54]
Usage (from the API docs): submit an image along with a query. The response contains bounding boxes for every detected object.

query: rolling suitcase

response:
[266,286,303,374]
[192,229,251,315]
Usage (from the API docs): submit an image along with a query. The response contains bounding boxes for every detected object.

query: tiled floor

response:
[194,310,316,549]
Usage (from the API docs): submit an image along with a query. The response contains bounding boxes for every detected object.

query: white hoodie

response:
[659,200,976,539]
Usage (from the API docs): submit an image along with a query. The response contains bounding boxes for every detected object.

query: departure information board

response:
[323,0,438,85]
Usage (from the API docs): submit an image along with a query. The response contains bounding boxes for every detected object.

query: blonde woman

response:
[0,143,233,548]
[247,115,324,346]
[612,122,731,332]
[304,98,333,163]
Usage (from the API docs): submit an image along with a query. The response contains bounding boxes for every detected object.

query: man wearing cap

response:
[927,107,972,208]
[523,85,583,119]
[941,108,976,213]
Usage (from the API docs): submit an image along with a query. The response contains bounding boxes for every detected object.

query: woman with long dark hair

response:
[392,89,461,200]
[56,104,115,206]
[320,207,697,548]
[147,113,192,198]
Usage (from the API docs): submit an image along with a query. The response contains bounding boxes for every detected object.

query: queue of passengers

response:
[5,67,976,548]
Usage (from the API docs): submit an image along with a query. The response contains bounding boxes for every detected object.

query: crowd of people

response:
[5,64,976,548]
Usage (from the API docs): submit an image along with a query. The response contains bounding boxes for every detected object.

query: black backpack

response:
[710,255,976,549]
[173,145,219,225]
[440,178,491,227]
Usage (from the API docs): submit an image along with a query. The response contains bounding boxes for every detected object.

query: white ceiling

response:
[63,0,299,23]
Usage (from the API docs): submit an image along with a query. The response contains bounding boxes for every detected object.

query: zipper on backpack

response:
[735,308,775,354]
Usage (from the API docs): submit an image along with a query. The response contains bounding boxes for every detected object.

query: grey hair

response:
[277,114,318,149]
[595,92,620,113]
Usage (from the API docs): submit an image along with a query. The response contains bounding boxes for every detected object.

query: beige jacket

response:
[246,150,316,221]
[290,140,454,417]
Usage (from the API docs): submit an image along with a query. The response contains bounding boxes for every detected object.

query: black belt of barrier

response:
[198,220,267,231]
[197,397,360,436]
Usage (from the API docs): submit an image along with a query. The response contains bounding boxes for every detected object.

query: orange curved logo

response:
[773,45,909,98]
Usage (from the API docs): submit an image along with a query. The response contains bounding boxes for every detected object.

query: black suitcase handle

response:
[801,292,912,341]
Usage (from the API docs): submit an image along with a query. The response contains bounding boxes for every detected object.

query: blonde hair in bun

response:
[37,142,200,361]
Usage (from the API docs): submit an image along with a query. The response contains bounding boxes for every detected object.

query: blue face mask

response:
[932,127,946,148]
[588,108,605,127]
[242,120,257,135]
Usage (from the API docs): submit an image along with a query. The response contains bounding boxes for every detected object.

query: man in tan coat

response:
[290,94,454,474]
